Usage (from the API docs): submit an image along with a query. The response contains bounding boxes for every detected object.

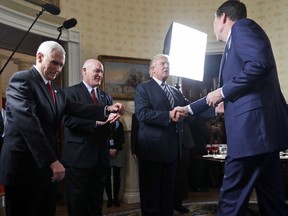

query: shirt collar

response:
[152,77,165,86]
[34,65,49,84]
[226,30,231,43]
[82,81,98,93]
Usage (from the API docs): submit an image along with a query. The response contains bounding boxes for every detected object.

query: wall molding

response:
[0,3,81,87]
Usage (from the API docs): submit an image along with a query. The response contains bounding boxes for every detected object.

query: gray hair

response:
[149,54,169,77]
[36,41,66,57]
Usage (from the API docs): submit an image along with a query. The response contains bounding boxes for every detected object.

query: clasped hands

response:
[169,106,188,122]
[170,88,224,122]
[99,102,125,125]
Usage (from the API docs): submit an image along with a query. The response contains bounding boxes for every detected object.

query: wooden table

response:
[202,155,288,199]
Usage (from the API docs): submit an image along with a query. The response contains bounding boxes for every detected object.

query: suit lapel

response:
[170,86,181,107]
[79,82,95,104]
[98,90,105,105]
[151,79,172,109]
[31,68,57,114]
[218,36,231,88]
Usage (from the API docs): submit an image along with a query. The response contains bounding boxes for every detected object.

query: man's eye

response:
[51,61,63,67]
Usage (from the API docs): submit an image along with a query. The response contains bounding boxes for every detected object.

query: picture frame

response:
[25,0,59,7]
[98,55,150,100]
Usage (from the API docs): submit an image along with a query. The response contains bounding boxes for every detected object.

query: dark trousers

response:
[174,148,190,207]
[105,166,121,202]
[189,152,208,190]
[218,152,288,216]
[138,159,177,216]
[65,165,108,216]
[5,182,58,216]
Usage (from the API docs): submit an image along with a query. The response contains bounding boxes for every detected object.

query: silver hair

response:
[36,40,66,57]
[149,54,169,77]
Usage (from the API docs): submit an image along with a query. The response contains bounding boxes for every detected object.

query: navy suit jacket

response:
[0,67,106,186]
[189,18,288,158]
[62,82,112,168]
[135,78,188,162]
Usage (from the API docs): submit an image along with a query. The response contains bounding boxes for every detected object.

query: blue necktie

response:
[161,82,174,108]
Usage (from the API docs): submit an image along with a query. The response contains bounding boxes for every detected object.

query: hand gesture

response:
[50,160,65,182]
[215,102,224,114]
[109,149,117,157]
[206,88,223,107]
[107,102,125,115]
[170,106,188,122]
[107,113,121,124]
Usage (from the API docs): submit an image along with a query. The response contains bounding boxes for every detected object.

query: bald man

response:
[62,59,115,216]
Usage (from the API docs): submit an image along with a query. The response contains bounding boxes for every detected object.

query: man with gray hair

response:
[134,54,188,215]
[0,41,124,216]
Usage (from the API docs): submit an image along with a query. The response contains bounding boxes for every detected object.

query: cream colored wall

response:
[59,0,221,59]
[246,0,288,98]
[57,0,288,98]
[10,0,288,97]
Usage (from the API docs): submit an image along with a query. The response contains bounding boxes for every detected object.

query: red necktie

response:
[91,88,99,105]
[47,82,56,105]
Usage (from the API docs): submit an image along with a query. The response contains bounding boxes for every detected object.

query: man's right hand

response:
[170,106,188,122]
[50,160,65,182]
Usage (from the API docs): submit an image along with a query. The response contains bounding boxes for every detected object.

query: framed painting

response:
[98,55,150,100]
[25,0,59,7]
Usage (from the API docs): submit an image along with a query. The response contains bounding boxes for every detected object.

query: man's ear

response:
[221,13,228,24]
[82,67,86,75]
[37,52,43,63]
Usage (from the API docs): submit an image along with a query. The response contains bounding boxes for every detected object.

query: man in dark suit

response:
[0,41,124,216]
[130,113,139,159]
[173,116,195,213]
[134,54,187,216]
[62,59,115,216]
[176,1,288,215]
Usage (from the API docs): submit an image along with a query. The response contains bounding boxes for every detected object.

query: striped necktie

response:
[161,82,174,108]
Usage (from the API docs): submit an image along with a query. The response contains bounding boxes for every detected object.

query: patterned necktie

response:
[91,88,99,105]
[161,82,174,108]
[47,82,56,105]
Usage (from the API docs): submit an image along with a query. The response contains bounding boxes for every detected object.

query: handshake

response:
[169,106,189,122]
[168,90,225,123]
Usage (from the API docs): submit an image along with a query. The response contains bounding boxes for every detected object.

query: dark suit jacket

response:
[130,113,139,155]
[134,79,188,162]
[0,114,3,153]
[0,67,106,187]
[189,18,288,158]
[62,82,113,168]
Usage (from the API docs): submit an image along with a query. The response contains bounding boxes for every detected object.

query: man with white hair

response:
[0,41,124,216]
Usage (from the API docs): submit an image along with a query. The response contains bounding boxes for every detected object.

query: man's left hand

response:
[206,88,223,107]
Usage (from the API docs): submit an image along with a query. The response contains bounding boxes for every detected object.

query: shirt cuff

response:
[104,105,109,117]
[187,105,193,115]
[220,87,225,98]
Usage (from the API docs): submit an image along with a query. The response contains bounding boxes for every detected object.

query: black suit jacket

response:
[62,82,113,168]
[134,79,188,162]
[0,67,106,187]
